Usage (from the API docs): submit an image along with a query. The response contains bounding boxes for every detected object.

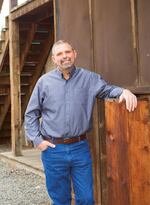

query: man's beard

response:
[59,58,74,70]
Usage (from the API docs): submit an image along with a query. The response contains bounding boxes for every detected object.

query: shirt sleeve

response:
[90,72,124,99]
[24,79,44,147]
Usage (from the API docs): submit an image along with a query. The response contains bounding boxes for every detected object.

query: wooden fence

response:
[104,97,150,205]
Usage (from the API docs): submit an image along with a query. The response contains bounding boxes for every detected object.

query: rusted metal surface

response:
[105,98,150,205]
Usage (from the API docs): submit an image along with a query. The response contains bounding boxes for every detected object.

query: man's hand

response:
[37,140,55,151]
[119,89,137,112]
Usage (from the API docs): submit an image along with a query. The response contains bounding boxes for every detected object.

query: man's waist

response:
[42,134,87,144]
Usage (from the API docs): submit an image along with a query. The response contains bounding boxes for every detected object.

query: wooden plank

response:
[0,34,9,73]
[137,0,150,85]
[9,16,22,156]
[105,98,150,205]
[105,100,130,205]
[0,96,10,130]
[98,100,108,205]
[88,101,102,205]
[128,98,150,205]
[0,0,4,10]
[11,0,51,20]
[9,0,17,10]
[54,0,92,69]
[92,0,138,87]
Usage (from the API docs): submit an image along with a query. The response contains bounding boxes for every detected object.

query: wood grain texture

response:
[105,98,150,205]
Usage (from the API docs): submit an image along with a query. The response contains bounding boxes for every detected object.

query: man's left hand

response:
[119,89,137,112]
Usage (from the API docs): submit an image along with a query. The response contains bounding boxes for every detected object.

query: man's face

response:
[52,43,77,70]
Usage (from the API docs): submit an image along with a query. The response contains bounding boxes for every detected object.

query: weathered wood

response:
[0,0,4,10]
[137,0,150,85]
[11,0,51,20]
[0,33,9,73]
[0,95,10,130]
[128,98,150,205]
[9,0,17,10]
[105,98,150,205]
[98,100,108,205]
[9,16,22,156]
[88,101,102,205]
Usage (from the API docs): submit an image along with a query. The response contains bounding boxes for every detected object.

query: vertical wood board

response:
[92,0,138,86]
[105,99,150,205]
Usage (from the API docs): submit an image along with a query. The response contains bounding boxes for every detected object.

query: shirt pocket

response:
[73,87,89,105]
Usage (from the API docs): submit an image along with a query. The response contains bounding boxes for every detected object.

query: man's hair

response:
[51,40,74,55]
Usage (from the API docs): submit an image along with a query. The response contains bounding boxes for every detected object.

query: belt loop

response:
[78,136,81,142]
[51,136,54,144]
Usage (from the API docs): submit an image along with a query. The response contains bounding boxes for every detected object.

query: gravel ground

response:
[0,145,51,205]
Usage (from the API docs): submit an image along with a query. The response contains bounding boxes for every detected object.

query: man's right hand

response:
[37,140,56,151]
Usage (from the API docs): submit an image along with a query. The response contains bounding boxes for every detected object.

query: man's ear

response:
[52,55,56,64]
[74,50,77,59]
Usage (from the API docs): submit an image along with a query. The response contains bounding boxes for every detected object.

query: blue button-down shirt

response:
[24,67,123,146]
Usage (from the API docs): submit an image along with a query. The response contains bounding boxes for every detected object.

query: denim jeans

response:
[41,139,94,205]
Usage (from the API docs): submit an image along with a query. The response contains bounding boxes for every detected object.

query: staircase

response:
[0,9,54,143]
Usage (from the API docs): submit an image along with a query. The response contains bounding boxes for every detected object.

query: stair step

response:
[24,62,38,66]
[0,72,9,76]
[21,73,32,77]
[31,41,41,45]
[36,30,49,33]
[21,83,30,86]
[2,27,8,32]
[0,93,9,96]
[0,39,5,42]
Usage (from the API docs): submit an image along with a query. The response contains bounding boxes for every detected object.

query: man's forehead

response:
[53,43,73,54]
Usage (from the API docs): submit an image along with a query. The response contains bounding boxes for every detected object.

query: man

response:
[24,40,137,205]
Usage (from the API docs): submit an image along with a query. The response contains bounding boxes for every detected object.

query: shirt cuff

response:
[33,135,43,147]
[117,88,124,97]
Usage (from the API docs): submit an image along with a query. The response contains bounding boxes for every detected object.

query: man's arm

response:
[24,81,43,146]
[91,72,137,112]
[24,79,55,150]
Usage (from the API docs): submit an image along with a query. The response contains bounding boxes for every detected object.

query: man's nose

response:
[62,53,67,58]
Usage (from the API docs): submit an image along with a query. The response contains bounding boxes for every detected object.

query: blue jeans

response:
[41,139,94,205]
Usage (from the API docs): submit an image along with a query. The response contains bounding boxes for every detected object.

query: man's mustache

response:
[61,57,71,63]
